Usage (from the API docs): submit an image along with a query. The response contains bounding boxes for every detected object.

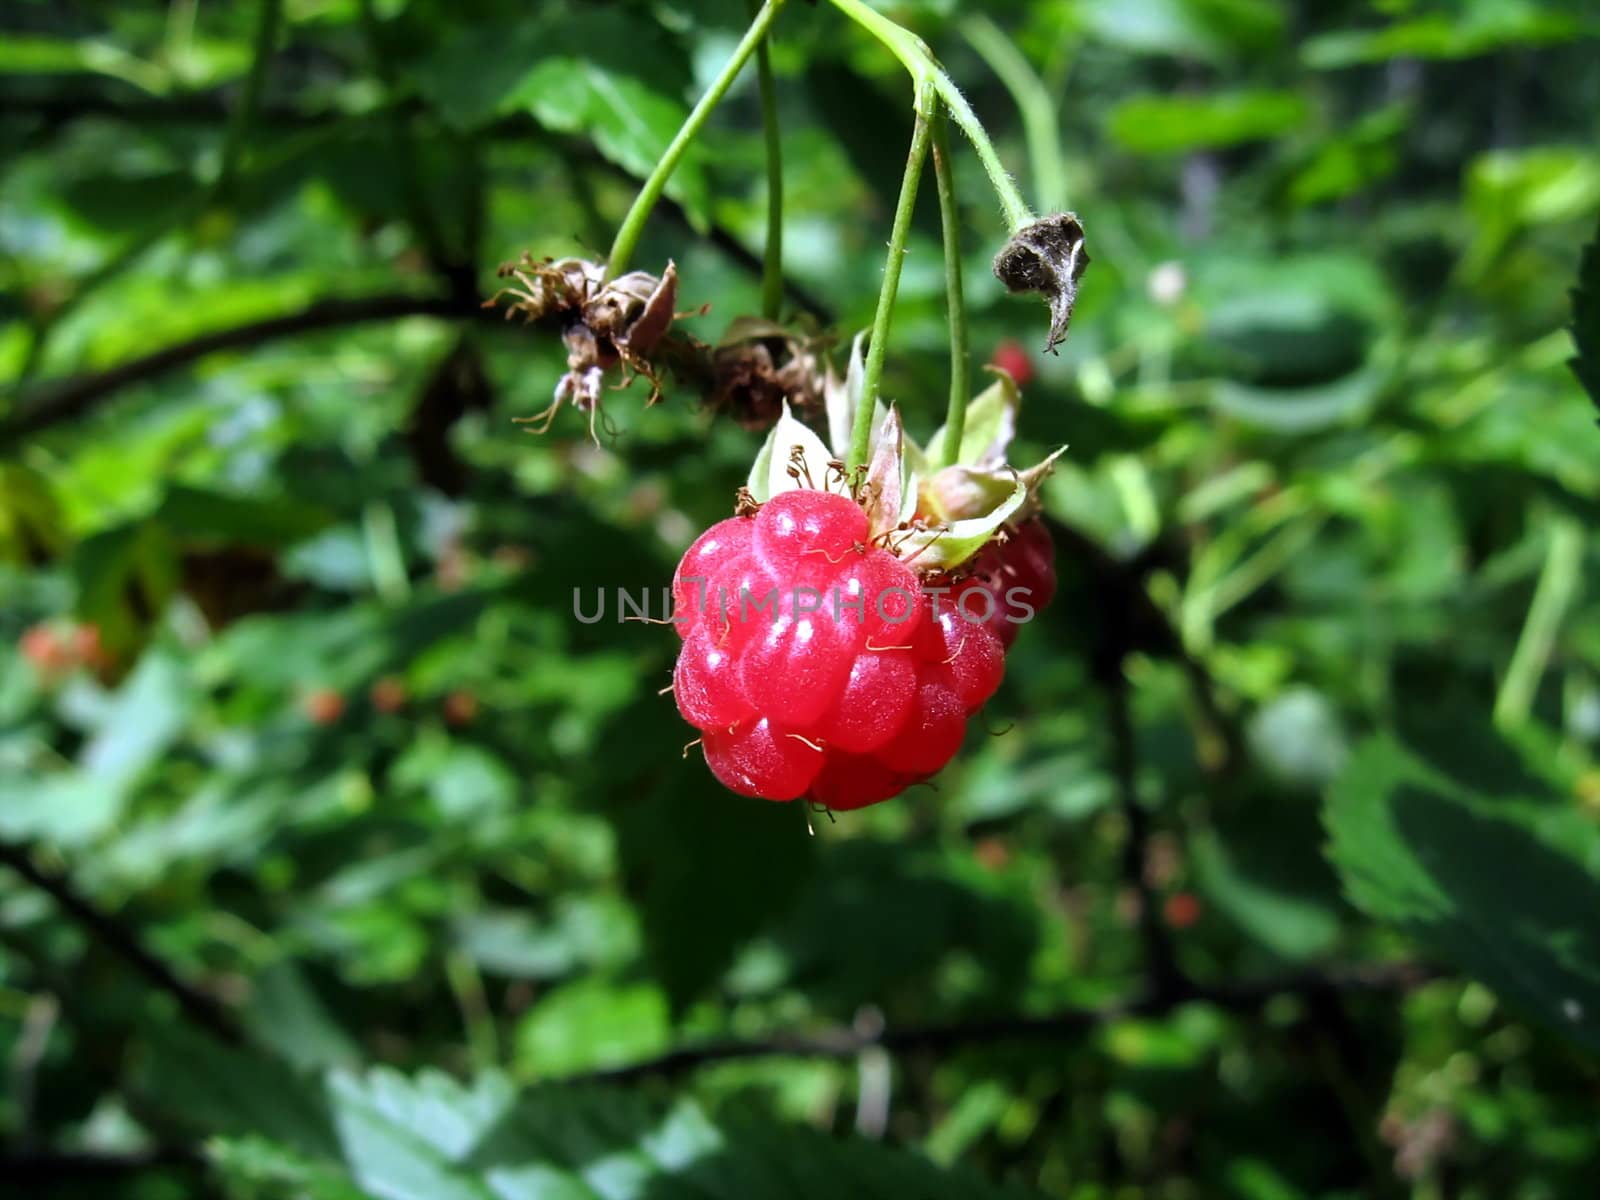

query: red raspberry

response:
[1163,891,1202,930]
[990,338,1034,387]
[672,490,1066,810]
[672,516,752,640]
[303,687,345,725]
[443,689,479,726]
[671,495,1067,809]
[702,716,824,800]
[370,676,408,713]
[20,623,73,674]
[965,518,1057,648]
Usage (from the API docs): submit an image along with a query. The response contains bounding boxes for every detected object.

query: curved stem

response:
[1495,515,1584,729]
[961,13,1066,212]
[752,0,785,319]
[213,0,283,204]
[931,108,969,468]
[607,0,788,279]
[849,79,936,472]
[825,0,1033,231]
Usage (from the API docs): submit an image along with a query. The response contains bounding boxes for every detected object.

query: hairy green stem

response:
[849,79,936,472]
[214,0,283,203]
[607,0,788,279]
[931,108,969,467]
[961,13,1066,212]
[751,0,785,319]
[825,0,1033,231]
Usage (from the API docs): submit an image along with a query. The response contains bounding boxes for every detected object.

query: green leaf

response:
[1081,0,1285,62]
[1326,736,1600,1049]
[1211,369,1383,434]
[514,977,671,1079]
[157,485,335,548]
[1463,148,1600,280]
[1304,10,1590,68]
[1572,215,1600,411]
[141,1026,341,1157]
[1192,827,1341,961]
[80,647,192,783]
[1106,90,1309,155]
[71,518,180,655]
[0,463,66,563]
[409,12,709,226]
[244,962,362,1073]
[612,754,816,1012]
[210,1068,1042,1200]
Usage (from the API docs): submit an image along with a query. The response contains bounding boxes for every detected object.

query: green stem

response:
[849,79,936,472]
[607,0,788,279]
[961,13,1066,212]
[214,0,283,204]
[931,108,969,468]
[825,0,1033,231]
[357,0,454,272]
[751,0,784,319]
[1495,515,1584,729]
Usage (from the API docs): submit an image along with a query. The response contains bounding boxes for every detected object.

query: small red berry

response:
[990,339,1034,387]
[20,623,72,673]
[443,689,479,726]
[370,676,407,713]
[973,836,1012,872]
[72,624,108,670]
[1163,892,1202,929]
[303,688,345,725]
[702,717,824,801]
[967,518,1057,648]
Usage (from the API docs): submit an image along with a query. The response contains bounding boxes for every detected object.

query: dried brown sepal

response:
[992,213,1090,355]
[706,318,830,430]
[489,254,692,441]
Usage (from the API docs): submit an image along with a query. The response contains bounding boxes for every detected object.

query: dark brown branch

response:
[0,293,484,446]
[1106,665,1186,999]
[581,961,1437,1084]
[0,842,243,1045]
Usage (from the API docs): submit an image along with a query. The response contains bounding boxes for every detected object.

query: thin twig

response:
[2,92,834,322]
[0,293,485,445]
[356,0,459,282]
[212,0,283,205]
[0,842,243,1045]
[1105,665,1186,999]
[580,961,1436,1084]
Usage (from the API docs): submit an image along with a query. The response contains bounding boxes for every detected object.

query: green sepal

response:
[747,402,846,503]
[897,471,1027,572]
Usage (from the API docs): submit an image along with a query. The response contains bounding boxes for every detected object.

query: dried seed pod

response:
[488,254,690,440]
[706,317,829,430]
[992,213,1090,354]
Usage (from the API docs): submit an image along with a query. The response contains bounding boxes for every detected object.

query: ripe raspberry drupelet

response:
[671,489,1056,809]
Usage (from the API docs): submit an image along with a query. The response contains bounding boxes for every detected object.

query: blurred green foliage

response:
[2,0,1599,1197]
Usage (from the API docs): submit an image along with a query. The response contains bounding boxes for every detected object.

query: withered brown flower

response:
[992,213,1090,355]
[487,254,684,440]
[705,317,830,430]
